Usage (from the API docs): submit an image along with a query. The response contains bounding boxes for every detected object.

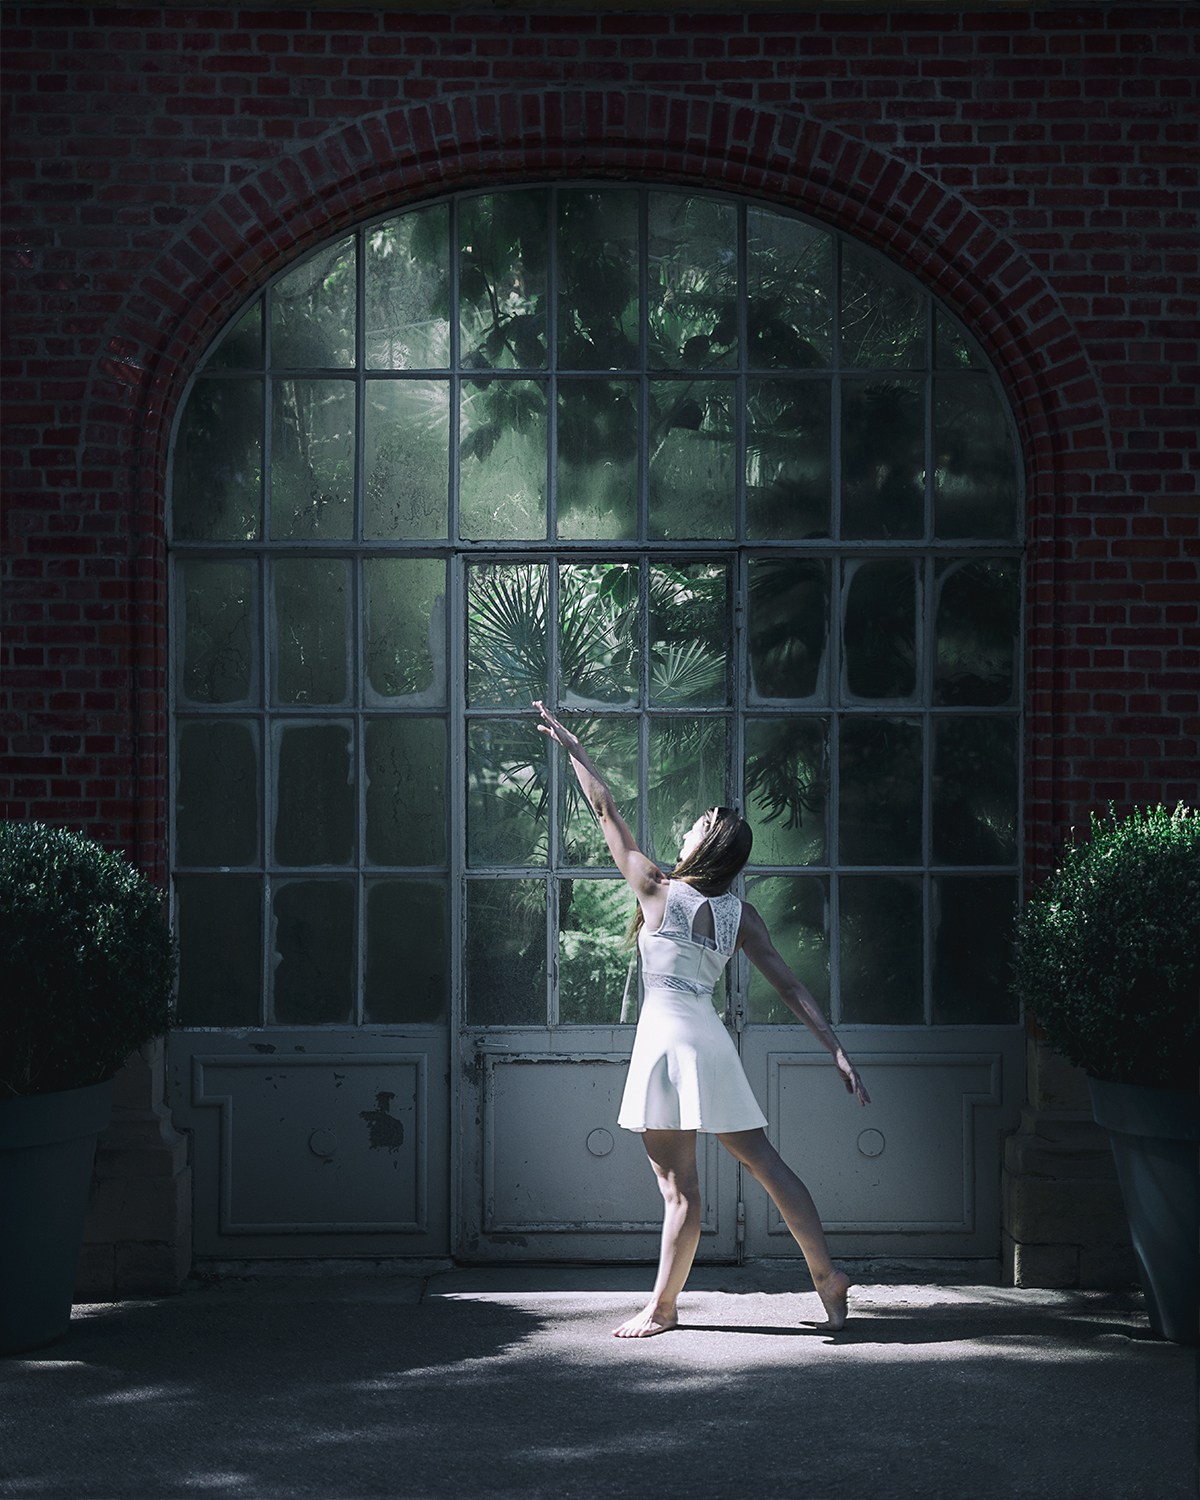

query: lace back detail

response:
[660,880,741,955]
[711,893,742,955]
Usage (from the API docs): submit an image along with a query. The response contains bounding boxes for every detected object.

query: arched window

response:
[170,186,1021,1037]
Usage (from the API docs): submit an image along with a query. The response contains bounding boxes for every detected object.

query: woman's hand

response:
[534,701,584,758]
[835,1050,871,1107]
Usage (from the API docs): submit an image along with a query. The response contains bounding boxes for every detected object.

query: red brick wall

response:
[2,5,1197,886]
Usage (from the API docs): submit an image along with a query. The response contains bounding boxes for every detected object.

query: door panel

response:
[739,1028,1023,1258]
[169,1030,450,1258]
[458,1030,738,1261]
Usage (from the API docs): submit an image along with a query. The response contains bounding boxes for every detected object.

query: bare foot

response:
[613,1303,678,1338]
[812,1269,851,1331]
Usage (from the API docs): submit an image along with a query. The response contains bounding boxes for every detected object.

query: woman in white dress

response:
[535,702,871,1338]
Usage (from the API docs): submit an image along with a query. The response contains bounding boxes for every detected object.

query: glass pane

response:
[649,562,727,707]
[364,557,447,703]
[271,879,354,1024]
[207,303,262,371]
[274,724,354,866]
[467,563,547,707]
[459,190,548,371]
[839,874,923,1024]
[932,717,1018,866]
[556,380,637,541]
[746,379,831,540]
[365,206,450,370]
[840,243,926,369]
[934,378,1018,539]
[270,237,355,369]
[271,380,354,540]
[747,210,833,368]
[745,875,829,1023]
[934,558,1018,707]
[647,193,736,370]
[935,310,984,371]
[181,561,254,705]
[559,718,638,866]
[748,558,829,702]
[841,379,924,540]
[459,378,547,540]
[843,559,917,700]
[364,379,449,539]
[558,878,637,1025]
[647,717,726,871]
[465,879,546,1025]
[273,558,347,705]
[839,717,922,865]
[175,876,261,1027]
[172,379,261,542]
[467,720,548,867]
[365,879,448,1023]
[560,563,638,708]
[745,718,827,866]
[647,380,735,539]
[365,717,446,866]
[933,875,1018,1024]
[176,721,258,868]
[557,189,639,370]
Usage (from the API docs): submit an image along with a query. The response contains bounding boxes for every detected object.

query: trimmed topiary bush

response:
[1,823,176,1099]
[1012,805,1200,1091]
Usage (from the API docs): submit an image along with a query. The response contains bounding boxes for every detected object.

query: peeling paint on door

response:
[359,1090,405,1151]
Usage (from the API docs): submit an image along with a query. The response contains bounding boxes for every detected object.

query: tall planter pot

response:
[1088,1078,1200,1346]
[0,1080,114,1356]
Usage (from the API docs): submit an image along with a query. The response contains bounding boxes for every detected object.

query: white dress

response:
[617,880,769,1135]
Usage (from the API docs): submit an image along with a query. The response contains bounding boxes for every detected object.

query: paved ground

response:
[1,1264,1195,1500]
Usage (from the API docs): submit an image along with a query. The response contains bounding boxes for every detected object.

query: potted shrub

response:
[1013,805,1199,1344]
[0,824,175,1355]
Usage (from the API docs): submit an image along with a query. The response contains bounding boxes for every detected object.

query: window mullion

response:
[736,201,747,546]
[449,196,461,549]
[638,190,649,546]
[449,552,466,1037]
[548,188,558,545]
[547,557,560,1028]
[922,553,933,1027]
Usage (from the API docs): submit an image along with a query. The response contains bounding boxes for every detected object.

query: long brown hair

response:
[628,807,754,941]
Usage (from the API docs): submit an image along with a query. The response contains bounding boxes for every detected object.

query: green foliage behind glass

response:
[1012,806,1200,1089]
[1,824,176,1098]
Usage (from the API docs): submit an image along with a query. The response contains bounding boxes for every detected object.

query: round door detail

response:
[309,1128,338,1158]
[586,1129,615,1158]
[857,1129,885,1158]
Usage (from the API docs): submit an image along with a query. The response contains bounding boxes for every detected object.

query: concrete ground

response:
[1,1264,1194,1500]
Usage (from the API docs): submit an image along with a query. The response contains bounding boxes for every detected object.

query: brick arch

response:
[128,93,1097,875]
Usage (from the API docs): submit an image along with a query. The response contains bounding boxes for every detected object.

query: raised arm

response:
[738,902,871,1106]
[534,702,666,907]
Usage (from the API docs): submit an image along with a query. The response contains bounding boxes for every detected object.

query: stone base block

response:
[1002,1170,1131,1248]
[74,1243,117,1302]
[1000,1044,1136,1291]
[115,1238,192,1295]
[1079,1243,1139,1290]
[75,1041,193,1302]
[1003,1232,1080,1289]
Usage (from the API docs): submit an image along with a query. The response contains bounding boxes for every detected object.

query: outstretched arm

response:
[534,702,666,906]
[738,902,871,1106]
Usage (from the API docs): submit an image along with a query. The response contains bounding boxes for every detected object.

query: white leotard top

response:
[638,879,742,998]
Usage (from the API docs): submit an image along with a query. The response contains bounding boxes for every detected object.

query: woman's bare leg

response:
[614,1129,702,1338]
[717,1128,850,1330]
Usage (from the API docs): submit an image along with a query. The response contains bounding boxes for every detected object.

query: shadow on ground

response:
[0,1275,1194,1500]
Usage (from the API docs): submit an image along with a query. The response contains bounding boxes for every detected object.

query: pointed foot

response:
[812,1270,851,1332]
